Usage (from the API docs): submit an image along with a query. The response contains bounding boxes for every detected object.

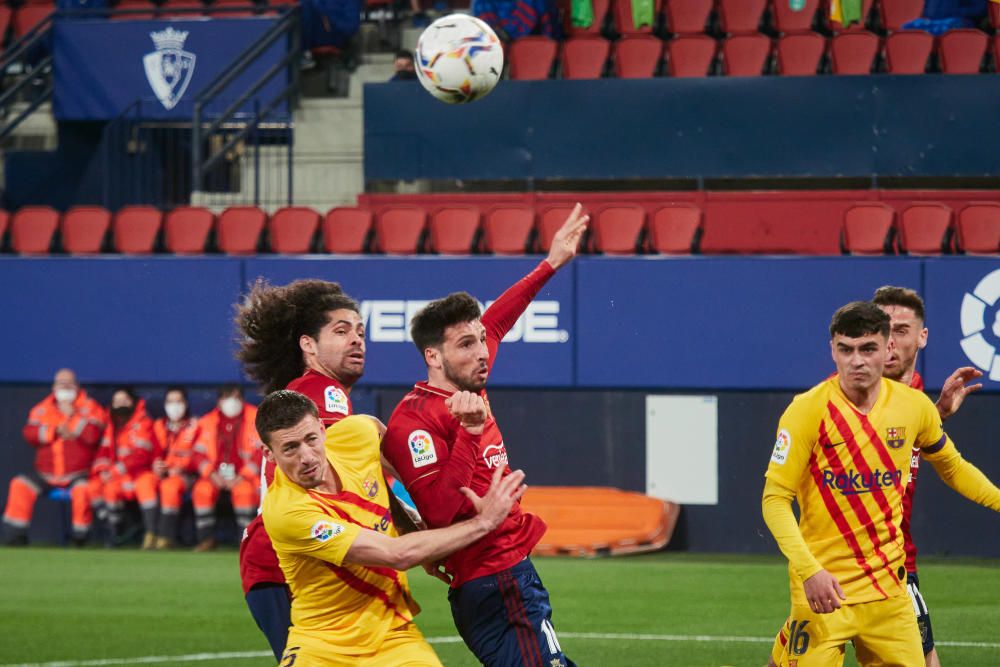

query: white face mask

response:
[219,397,243,419]
[54,388,78,404]
[164,401,186,422]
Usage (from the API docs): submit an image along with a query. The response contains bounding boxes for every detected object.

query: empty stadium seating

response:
[938,29,987,74]
[164,207,214,254]
[897,203,953,255]
[879,0,923,32]
[613,0,661,35]
[323,207,372,254]
[0,210,8,247]
[565,0,609,36]
[509,36,558,80]
[830,31,879,74]
[842,203,895,255]
[375,207,427,254]
[269,207,320,254]
[61,206,111,255]
[956,204,1000,255]
[614,35,663,78]
[483,206,535,255]
[771,0,819,33]
[538,205,578,252]
[593,205,646,254]
[829,0,874,31]
[664,0,713,35]
[12,3,54,39]
[718,0,767,34]
[11,206,59,255]
[776,32,825,75]
[429,207,480,254]
[113,206,162,254]
[216,206,265,255]
[647,204,701,254]
[884,30,933,74]
[666,34,716,77]
[722,34,771,76]
[561,36,610,79]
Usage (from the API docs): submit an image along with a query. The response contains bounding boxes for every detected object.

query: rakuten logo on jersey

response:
[483,443,508,469]
[359,299,569,343]
[822,469,903,496]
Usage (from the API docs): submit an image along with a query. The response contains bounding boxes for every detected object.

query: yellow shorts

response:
[280,622,443,667]
[773,594,923,667]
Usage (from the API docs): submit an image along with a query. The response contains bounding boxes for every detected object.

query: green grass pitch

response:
[1,548,997,666]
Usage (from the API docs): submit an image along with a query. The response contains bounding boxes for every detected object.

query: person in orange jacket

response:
[3,368,106,545]
[88,387,161,549]
[152,386,199,549]
[189,384,262,551]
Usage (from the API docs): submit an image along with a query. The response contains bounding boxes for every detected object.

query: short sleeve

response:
[765,399,817,491]
[266,505,362,566]
[383,410,451,490]
[324,415,381,471]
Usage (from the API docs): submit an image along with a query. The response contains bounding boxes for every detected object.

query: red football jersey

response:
[382,260,555,588]
[238,369,354,594]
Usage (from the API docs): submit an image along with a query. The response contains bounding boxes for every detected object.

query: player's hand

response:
[460,465,526,532]
[935,366,983,421]
[803,569,846,614]
[445,391,488,435]
[545,202,589,271]
[422,559,452,585]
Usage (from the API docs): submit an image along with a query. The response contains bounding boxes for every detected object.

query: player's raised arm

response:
[545,202,589,271]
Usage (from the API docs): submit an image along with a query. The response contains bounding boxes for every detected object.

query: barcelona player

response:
[763,301,1000,666]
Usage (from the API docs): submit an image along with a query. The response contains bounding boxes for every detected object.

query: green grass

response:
[0,548,997,666]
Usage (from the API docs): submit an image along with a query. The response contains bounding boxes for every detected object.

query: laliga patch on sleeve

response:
[408,429,438,468]
[311,520,344,543]
[771,429,792,465]
[324,386,349,415]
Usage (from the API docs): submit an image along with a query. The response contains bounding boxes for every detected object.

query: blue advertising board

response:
[53,18,287,120]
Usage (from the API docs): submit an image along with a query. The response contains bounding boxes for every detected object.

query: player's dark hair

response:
[829,301,890,339]
[111,386,138,404]
[255,390,318,448]
[235,278,360,395]
[217,383,244,399]
[164,385,188,401]
[410,292,482,357]
[871,285,926,322]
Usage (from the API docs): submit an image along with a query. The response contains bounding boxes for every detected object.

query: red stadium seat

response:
[648,204,701,254]
[828,0,873,31]
[885,31,933,74]
[938,29,987,74]
[0,7,12,38]
[375,206,427,255]
[561,37,610,79]
[722,34,771,76]
[829,31,879,74]
[879,0,923,32]
[537,206,577,252]
[717,0,766,34]
[216,206,265,255]
[0,209,8,247]
[429,207,480,255]
[483,206,535,255]
[898,203,953,255]
[613,0,661,35]
[842,203,895,255]
[771,0,819,33]
[956,204,1000,255]
[664,0,712,34]
[666,34,716,77]
[323,207,372,254]
[509,37,558,80]
[593,205,646,255]
[11,206,59,255]
[111,0,157,20]
[113,206,161,255]
[159,0,205,17]
[775,32,825,75]
[269,207,320,254]
[61,206,111,255]
[566,0,609,36]
[614,36,663,78]
[12,3,53,38]
[164,207,214,254]
[208,0,258,17]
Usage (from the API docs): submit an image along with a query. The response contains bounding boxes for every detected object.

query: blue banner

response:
[53,17,287,120]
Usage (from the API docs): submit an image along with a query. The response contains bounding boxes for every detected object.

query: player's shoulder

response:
[327,414,379,440]
[289,373,351,418]
[784,377,836,418]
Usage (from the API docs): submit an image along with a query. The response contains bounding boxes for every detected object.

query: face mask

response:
[164,402,186,422]
[219,397,243,419]
[111,405,134,423]
[54,388,78,404]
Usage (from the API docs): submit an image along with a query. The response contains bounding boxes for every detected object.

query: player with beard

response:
[381,204,588,667]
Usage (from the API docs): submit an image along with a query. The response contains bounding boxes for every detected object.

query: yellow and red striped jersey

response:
[765,376,954,605]
[263,415,420,655]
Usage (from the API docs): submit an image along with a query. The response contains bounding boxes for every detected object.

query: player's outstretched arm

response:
[545,202,589,271]
[343,465,527,571]
[935,366,983,421]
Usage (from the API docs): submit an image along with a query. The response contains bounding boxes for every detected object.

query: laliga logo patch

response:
[959,267,1000,381]
[771,429,791,465]
[310,520,344,543]
[408,430,437,468]
[362,475,380,498]
[143,27,196,111]
[324,386,349,415]
[885,426,906,449]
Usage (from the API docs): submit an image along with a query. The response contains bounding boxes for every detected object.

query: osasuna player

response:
[765,287,984,667]
[382,204,587,667]
[257,390,528,667]
[234,279,369,660]
[763,302,1000,667]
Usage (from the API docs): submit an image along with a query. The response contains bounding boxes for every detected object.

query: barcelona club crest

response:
[362,475,379,499]
[886,426,907,449]
[143,27,196,111]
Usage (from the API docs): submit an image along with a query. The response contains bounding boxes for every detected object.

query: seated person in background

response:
[190,384,262,552]
[88,387,160,549]
[152,387,200,549]
[390,50,417,81]
[3,368,106,546]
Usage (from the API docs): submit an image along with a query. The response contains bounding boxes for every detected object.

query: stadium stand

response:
[666,34,717,76]
[561,36,610,79]
[508,36,558,80]
[112,206,162,255]
[879,0,924,32]
[375,206,426,254]
[268,207,320,254]
[0,210,8,248]
[538,205,578,252]
[612,0,661,35]
[565,0,610,36]
[110,0,158,21]
[829,31,879,74]
[323,207,372,254]
[770,0,819,33]
[829,0,874,31]
[614,35,663,78]
[722,33,771,76]
[664,0,713,35]
[593,204,646,255]
[216,206,266,255]
[992,0,1000,29]
[842,203,895,255]
[482,206,535,255]
[647,204,701,255]
[884,30,933,73]
[61,206,111,255]
[897,203,953,255]
[775,32,825,75]
[717,0,767,35]
[164,207,214,255]
[956,203,1000,255]
[428,207,480,255]
[12,3,54,39]
[938,29,988,74]
[11,206,59,255]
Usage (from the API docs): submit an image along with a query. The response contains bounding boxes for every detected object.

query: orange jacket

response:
[153,416,200,474]
[191,406,263,482]
[23,390,106,485]
[92,400,160,479]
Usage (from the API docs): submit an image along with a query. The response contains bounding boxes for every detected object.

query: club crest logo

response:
[362,475,380,498]
[310,520,343,543]
[885,426,906,449]
[408,429,437,468]
[324,386,349,416]
[143,28,196,111]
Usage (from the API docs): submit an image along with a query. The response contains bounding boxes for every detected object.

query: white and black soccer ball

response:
[414,14,504,104]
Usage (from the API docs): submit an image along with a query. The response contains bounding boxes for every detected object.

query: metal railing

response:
[0,14,56,143]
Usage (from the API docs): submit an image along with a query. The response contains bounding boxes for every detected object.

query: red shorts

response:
[239,514,285,594]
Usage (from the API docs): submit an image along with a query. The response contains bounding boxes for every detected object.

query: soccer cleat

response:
[192,537,217,552]
[141,532,157,550]
[154,536,173,550]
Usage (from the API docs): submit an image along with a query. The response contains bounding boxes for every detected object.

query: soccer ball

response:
[414,14,504,104]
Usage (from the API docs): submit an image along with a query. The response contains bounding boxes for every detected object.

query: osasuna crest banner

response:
[53,18,288,120]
